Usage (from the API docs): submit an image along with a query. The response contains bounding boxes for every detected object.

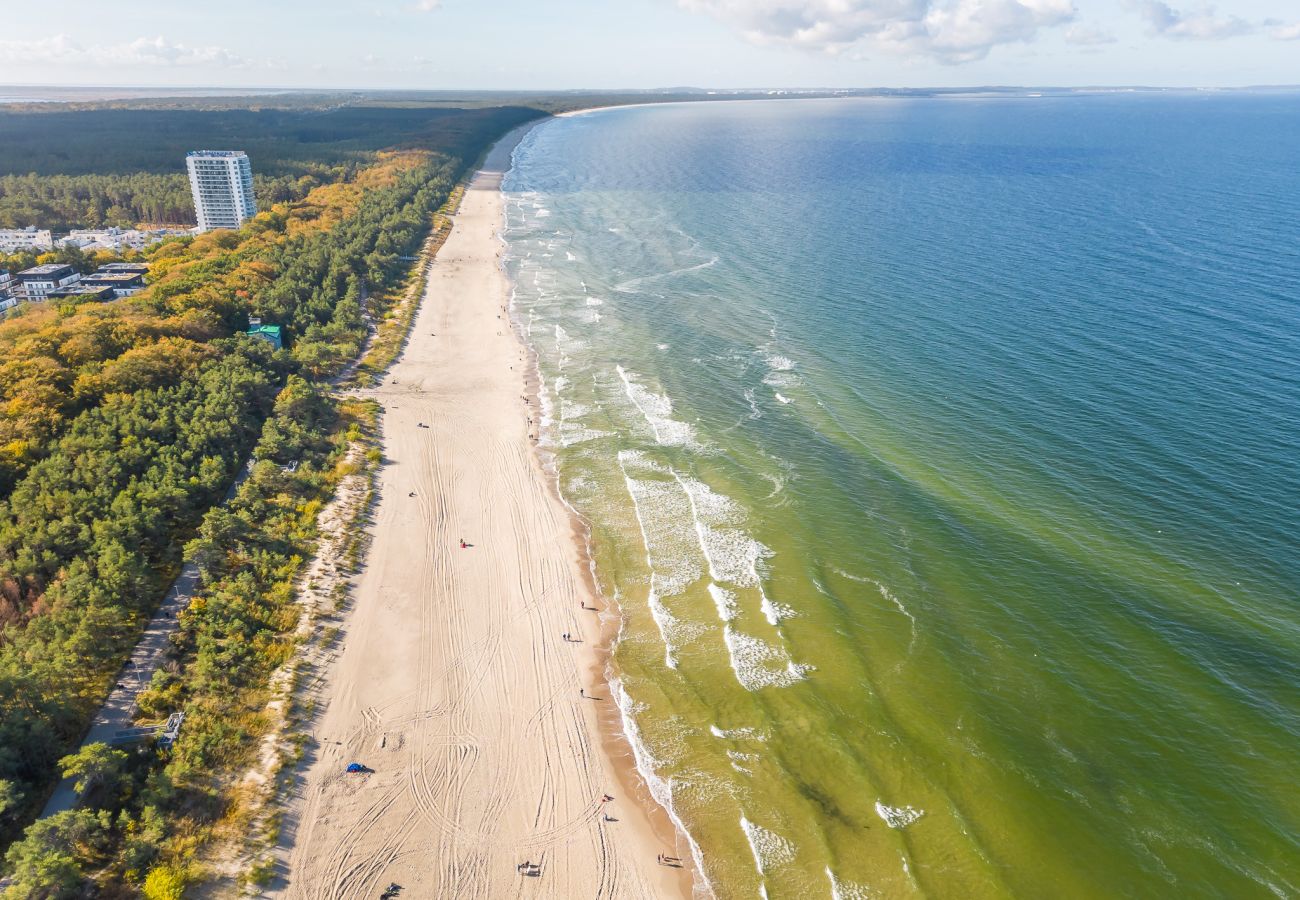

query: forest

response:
[0,171,340,232]
[0,101,541,896]
[0,105,533,230]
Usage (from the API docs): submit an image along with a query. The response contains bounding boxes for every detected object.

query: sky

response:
[0,0,1297,90]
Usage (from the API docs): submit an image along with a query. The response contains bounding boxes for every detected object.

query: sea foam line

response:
[724,626,813,691]
[619,451,719,668]
[621,467,681,670]
[608,675,715,899]
[668,468,810,688]
[613,253,719,293]
[827,867,875,900]
[616,365,698,448]
[834,567,918,648]
[740,815,796,881]
[875,800,924,829]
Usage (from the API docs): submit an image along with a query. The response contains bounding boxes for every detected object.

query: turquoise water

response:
[502,96,1300,898]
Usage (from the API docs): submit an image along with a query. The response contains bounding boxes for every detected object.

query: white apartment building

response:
[0,269,13,308]
[0,227,54,253]
[186,150,257,232]
[61,227,193,253]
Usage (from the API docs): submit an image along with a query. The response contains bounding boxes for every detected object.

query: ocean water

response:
[501,96,1300,898]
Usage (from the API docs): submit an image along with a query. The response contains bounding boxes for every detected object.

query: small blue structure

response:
[246,317,283,350]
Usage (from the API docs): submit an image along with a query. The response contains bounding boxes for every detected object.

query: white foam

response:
[608,676,715,899]
[585,296,603,306]
[707,583,739,622]
[740,815,796,875]
[646,584,682,670]
[724,627,813,691]
[617,365,698,447]
[876,581,917,633]
[613,254,719,293]
[618,451,714,668]
[617,448,666,473]
[556,423,612,447]
[759,592,796,626]
[759,468,785,500]
[766,354,796,371]
[835,568,918,647]
[553,323,586,352]
[620,466,703,597]
[709,724,767,741]
[875,801,924,829]
[827,868,876,900]
[728,748,760,775]
[657,343,670,350]
[535,374,556,432]
[565,250,576,261]
[674,473,771,589]
[774,392,792,404]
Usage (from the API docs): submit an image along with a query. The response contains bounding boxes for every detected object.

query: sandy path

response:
[275,128,689,899]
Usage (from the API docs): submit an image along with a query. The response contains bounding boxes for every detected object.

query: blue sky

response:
[1,0,1297,89]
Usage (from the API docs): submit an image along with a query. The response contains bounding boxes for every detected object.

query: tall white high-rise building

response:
[186,150,257,232]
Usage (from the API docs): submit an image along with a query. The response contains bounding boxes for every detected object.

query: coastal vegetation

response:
[0,170,339,232]
[0,105,532,230]
[0,101,541,894]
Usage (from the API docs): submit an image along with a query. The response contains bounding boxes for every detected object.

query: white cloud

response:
[101,36,248,67]
[1064,23,1117,45]
[0,34,86,64]
[1266,20,1300,40]
[412,0,441,9]
[1132,2,1252,39]
[677,0,1077,62]
[0,33,250,67]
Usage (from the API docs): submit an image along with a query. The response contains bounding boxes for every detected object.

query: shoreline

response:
[270,120,692,898]
[504,117,703,896]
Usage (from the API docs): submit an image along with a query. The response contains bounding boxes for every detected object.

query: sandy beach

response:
[273,126,690,899]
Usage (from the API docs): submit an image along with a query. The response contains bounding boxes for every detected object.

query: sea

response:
[500,94,1300,899]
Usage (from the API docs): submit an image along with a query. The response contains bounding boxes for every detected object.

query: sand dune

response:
[274,127,689,899]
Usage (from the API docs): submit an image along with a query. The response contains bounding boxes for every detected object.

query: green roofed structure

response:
[246,318,282,350]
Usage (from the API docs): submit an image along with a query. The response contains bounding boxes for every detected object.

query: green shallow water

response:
[502,96,1300,898]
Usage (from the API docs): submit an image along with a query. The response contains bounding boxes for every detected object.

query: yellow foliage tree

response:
[142,864,188,900]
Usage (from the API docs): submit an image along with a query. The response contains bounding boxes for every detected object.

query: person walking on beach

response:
[579,688,585,698]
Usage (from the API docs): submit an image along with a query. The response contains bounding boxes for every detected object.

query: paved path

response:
[39,459,254,818]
